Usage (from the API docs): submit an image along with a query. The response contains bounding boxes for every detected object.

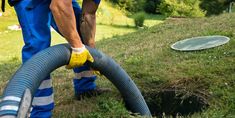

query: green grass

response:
[0,16,17,32]
[1,13,234,117]
[95,13,235,117]
[1,2,235,118]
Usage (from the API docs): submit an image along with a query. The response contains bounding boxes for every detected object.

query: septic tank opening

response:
[144,78,210,117]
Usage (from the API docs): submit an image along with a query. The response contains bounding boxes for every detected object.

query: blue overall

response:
[13,0,100,117]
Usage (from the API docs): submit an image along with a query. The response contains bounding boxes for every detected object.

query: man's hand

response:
[66,45,94,69]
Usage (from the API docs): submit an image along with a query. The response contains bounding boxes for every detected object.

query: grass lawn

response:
[0,2,234,118]
[58,13,233,117]
[95,13,235,117]
[0,13,234,117]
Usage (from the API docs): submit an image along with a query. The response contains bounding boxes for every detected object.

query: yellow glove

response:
[66,45,94,69]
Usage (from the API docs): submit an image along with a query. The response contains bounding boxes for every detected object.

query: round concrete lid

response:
[171,35,230,51]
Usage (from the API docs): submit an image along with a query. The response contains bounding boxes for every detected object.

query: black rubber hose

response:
[0,44,151,117]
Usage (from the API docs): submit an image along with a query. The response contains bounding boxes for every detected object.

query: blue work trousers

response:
[14,0,98,117]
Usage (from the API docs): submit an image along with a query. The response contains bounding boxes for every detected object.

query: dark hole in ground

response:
[145,89,209,117]
[143,78,210,117]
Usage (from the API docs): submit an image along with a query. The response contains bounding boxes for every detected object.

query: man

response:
[3,0,104,117]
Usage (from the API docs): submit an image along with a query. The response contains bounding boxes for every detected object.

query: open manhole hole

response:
[144,78,210,117]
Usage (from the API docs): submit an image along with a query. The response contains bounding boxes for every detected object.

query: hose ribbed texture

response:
[0,44,151,117]
[88,47,151,116]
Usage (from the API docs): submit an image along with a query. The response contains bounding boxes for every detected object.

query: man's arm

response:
[50,0,94,69]
[50,0,83,48]
[80,0,99,48]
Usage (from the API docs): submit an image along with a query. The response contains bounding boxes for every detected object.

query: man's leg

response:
[14,0,54,117]
[73,65,97,99]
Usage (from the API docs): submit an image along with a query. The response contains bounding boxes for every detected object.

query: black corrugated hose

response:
[0,44,151,117]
